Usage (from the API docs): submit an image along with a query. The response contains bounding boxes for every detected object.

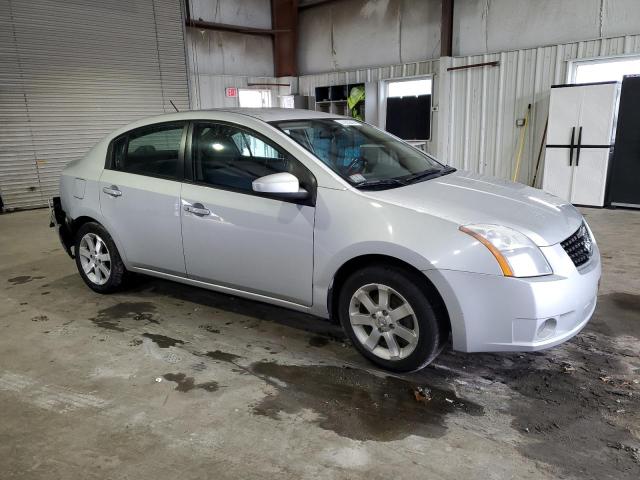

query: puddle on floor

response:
[250,362,483,441]
[91,302,159,332]
[142,333,184,348]
[163,373,218,393]
[201,350,242,363]
[7,275,45,285]
[91,317,126,332]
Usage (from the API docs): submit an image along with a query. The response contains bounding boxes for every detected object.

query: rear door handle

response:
[184,203,210,216]
[102,185,122,197]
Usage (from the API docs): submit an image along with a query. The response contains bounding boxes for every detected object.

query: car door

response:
[180,121,315,306]
[99,121,187,275]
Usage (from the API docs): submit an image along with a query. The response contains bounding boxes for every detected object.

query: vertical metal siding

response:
[297,34,640,185]
[0,0,189,210]
[445,34,640,186]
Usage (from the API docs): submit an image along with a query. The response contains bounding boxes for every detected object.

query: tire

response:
[338,265,445,372]
[74,222,126,294]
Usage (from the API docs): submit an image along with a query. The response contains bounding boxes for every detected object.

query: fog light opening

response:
[537,318,557,339]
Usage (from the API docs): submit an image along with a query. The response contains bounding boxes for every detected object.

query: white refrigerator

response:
[542,81,619,207]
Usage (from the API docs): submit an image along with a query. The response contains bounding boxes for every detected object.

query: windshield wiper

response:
[354,178,407,190]
[402,166,456,184]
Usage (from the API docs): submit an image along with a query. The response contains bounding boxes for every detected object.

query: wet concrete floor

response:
[0,207,638,479]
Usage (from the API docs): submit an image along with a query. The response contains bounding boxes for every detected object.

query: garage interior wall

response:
[298,0,640,67]
[442,33,640,186]
[0,0,190,210]
[4,0,640,211]
[297,0,640,185]
[298,0,442,74]
[186,0,294,109]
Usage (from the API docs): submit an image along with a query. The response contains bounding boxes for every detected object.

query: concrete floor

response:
[0,207,638,480]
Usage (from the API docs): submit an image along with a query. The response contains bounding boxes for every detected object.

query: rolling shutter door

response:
[0,0,190,210]
[0,0,41,209]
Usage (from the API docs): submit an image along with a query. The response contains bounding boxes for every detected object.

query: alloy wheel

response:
[78,233,111,286]
[348,283,419,361]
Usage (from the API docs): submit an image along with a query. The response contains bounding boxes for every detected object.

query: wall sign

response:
[225,87,238,98]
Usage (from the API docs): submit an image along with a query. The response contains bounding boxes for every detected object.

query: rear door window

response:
[110,122,186,179]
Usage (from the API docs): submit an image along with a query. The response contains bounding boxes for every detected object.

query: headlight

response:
[459,224,553,277]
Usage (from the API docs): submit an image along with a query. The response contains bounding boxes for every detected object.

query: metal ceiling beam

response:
[183,1,288,36]
[298,0,342,10]
[272,0,298,77]
[185,19,289,36]
[441,0,454,57]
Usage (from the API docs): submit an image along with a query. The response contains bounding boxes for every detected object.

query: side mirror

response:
[252,172,309,200]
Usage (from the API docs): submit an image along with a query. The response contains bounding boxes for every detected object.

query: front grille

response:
[561,223,593,267]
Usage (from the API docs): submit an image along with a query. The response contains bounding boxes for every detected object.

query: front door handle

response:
[184,203,211,216]
[102,185,122,197]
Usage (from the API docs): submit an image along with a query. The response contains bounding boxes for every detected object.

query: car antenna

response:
[169,100,179,112]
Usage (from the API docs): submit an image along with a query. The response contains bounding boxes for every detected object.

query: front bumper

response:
[427,242,601,353]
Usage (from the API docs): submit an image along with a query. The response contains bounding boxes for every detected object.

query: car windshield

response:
[272,118,452,189]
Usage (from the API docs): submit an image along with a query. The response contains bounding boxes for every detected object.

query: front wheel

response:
[74,222,126,293]
[338,265,446,372]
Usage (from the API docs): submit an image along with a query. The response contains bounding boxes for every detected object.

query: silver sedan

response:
[52,108,600,371]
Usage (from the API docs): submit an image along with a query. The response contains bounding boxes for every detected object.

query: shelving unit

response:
[312,83,365,117]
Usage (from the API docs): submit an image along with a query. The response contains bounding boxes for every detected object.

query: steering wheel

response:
[344,156,367,176]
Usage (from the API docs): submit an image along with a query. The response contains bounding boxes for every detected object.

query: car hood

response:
[366,170,583,246]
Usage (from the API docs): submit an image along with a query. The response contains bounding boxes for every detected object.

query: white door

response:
[180,122,315,305]
[578,82,618,145]
[544,82,617,204]
[570,149,611,206]
[543,86,582,197]
[542,147,575,202]
[570,82,617,206]
[99,122,187,275]
[546,86,583,145]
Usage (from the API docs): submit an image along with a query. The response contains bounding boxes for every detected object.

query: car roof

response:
[106,108,342,140]
[142,108,339,124]
[102,108,343,145]
[209,108,339,122]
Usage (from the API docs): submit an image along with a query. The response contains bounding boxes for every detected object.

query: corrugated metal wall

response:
[298,60,440,156]
[183,0,275,110]
[0,0,190,210]
[297,34,640,186]
[189,74,281,109]
[444,34,640,186]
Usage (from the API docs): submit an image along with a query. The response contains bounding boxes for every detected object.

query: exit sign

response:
[225,87,238,98]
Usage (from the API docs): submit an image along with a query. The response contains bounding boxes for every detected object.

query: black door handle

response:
[575,126,583,166]
[569,127,575,166]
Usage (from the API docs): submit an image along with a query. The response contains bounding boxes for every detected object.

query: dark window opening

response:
[192,123,314,194]
[111,123,185,179]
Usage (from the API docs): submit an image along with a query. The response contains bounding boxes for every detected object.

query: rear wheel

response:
[74,222,126,293]
[338,265,445,372]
